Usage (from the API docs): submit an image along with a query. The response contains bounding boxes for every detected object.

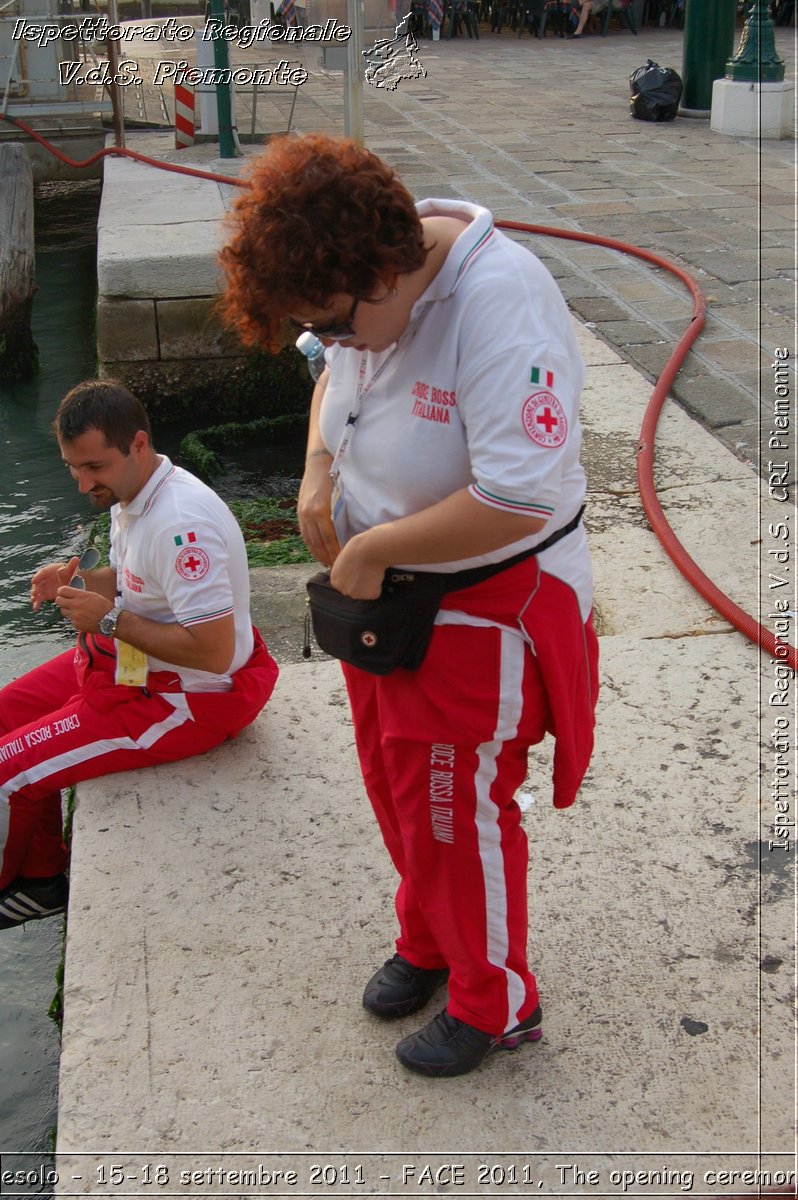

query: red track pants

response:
[343,558,598,1037]
[0,630,278,889]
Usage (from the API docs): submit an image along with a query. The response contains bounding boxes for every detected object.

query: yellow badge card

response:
[115,640,149,687]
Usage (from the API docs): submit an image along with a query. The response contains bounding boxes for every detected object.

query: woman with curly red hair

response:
[221,133,598,1079]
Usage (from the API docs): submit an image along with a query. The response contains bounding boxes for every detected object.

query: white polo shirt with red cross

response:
[109,456,254,691]
[321,199,593,618]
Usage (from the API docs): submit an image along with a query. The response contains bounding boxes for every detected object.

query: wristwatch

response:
[99,605,123,638]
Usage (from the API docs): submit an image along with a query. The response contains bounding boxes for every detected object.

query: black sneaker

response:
[0,874,69,929]
[396,1005,542,1077]
[363,953,449,1019]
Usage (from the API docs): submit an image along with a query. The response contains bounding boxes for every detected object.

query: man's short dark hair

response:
[54,380,152,454]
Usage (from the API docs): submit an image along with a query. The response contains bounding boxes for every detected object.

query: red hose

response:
[498,219,795,671]
[3,114,789,668]
[0,112,249,187]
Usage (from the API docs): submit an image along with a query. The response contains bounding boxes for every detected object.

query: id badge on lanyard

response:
[328,355,368,548]
[330,470,351,548]
[111,549,149,687]
[116,639,148,687]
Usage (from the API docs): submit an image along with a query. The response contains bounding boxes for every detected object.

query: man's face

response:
[59,428,148,509]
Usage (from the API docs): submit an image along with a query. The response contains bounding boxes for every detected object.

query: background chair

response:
[408,0,431,34]
[539,0,572,35]
[601,0,638,33]
[490,0,521,31]
[518,0,544,35]
[645,0,683,22]
[447,0,481,35]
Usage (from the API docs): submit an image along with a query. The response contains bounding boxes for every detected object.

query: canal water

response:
[0,178,101,1161]
[1,177,306,1162]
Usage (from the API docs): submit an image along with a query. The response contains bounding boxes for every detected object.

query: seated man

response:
[0,380,279,929]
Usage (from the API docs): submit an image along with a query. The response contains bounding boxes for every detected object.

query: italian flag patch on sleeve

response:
[174,531,197,547]
[530,366,554,388]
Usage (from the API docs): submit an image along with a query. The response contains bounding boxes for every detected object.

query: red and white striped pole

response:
[174,81,195,149]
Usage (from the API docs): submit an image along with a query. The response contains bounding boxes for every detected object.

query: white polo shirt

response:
[320,199,593,618]
[109,456,254,691]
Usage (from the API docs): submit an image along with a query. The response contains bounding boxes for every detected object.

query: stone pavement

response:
[46,15,797,1192]
[120,18,796,477]
[299,23,795,478]
[52,316,794,1190]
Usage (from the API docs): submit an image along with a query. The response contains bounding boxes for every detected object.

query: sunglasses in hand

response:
[68,546,101,590]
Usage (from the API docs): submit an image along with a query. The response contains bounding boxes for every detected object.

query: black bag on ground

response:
[306,569,446,675]
[629,59,683,122]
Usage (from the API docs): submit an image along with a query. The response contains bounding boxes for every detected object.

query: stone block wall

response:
[97,294,257,418]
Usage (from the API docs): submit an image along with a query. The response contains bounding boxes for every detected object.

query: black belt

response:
[387,504,586,595]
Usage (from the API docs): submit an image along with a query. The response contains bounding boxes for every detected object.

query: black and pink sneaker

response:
[363,953,449,1019]
[396,1005,542,1077]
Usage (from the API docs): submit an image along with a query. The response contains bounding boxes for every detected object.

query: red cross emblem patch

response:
[521,391,567,449]
[175,545,210,580]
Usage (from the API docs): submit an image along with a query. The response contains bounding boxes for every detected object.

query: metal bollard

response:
[680,0,737,114]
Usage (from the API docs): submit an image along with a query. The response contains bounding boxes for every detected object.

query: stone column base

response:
[711,77,795,139]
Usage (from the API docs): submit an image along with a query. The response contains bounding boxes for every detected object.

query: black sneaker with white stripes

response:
[0,874,69,929]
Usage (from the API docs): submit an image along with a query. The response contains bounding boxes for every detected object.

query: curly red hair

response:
[219,134,428,351]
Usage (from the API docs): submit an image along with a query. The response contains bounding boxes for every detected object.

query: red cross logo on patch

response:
[521,391,568,449]
[176,545,210,581]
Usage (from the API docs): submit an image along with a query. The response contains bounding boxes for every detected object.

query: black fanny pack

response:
[305,505,585,676]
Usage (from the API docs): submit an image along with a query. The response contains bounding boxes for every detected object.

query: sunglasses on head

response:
[287,296,360,342]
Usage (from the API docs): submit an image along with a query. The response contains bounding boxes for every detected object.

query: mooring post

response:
[208,0,237,158]
[0,143,38,384]
[680,0,738,115]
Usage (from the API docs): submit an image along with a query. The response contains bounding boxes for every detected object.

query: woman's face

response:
[288,283,410,354]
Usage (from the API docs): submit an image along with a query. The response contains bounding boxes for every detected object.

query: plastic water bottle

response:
[296,331,327,382]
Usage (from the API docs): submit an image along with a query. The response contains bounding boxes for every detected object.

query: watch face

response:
[100,609,118,637]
